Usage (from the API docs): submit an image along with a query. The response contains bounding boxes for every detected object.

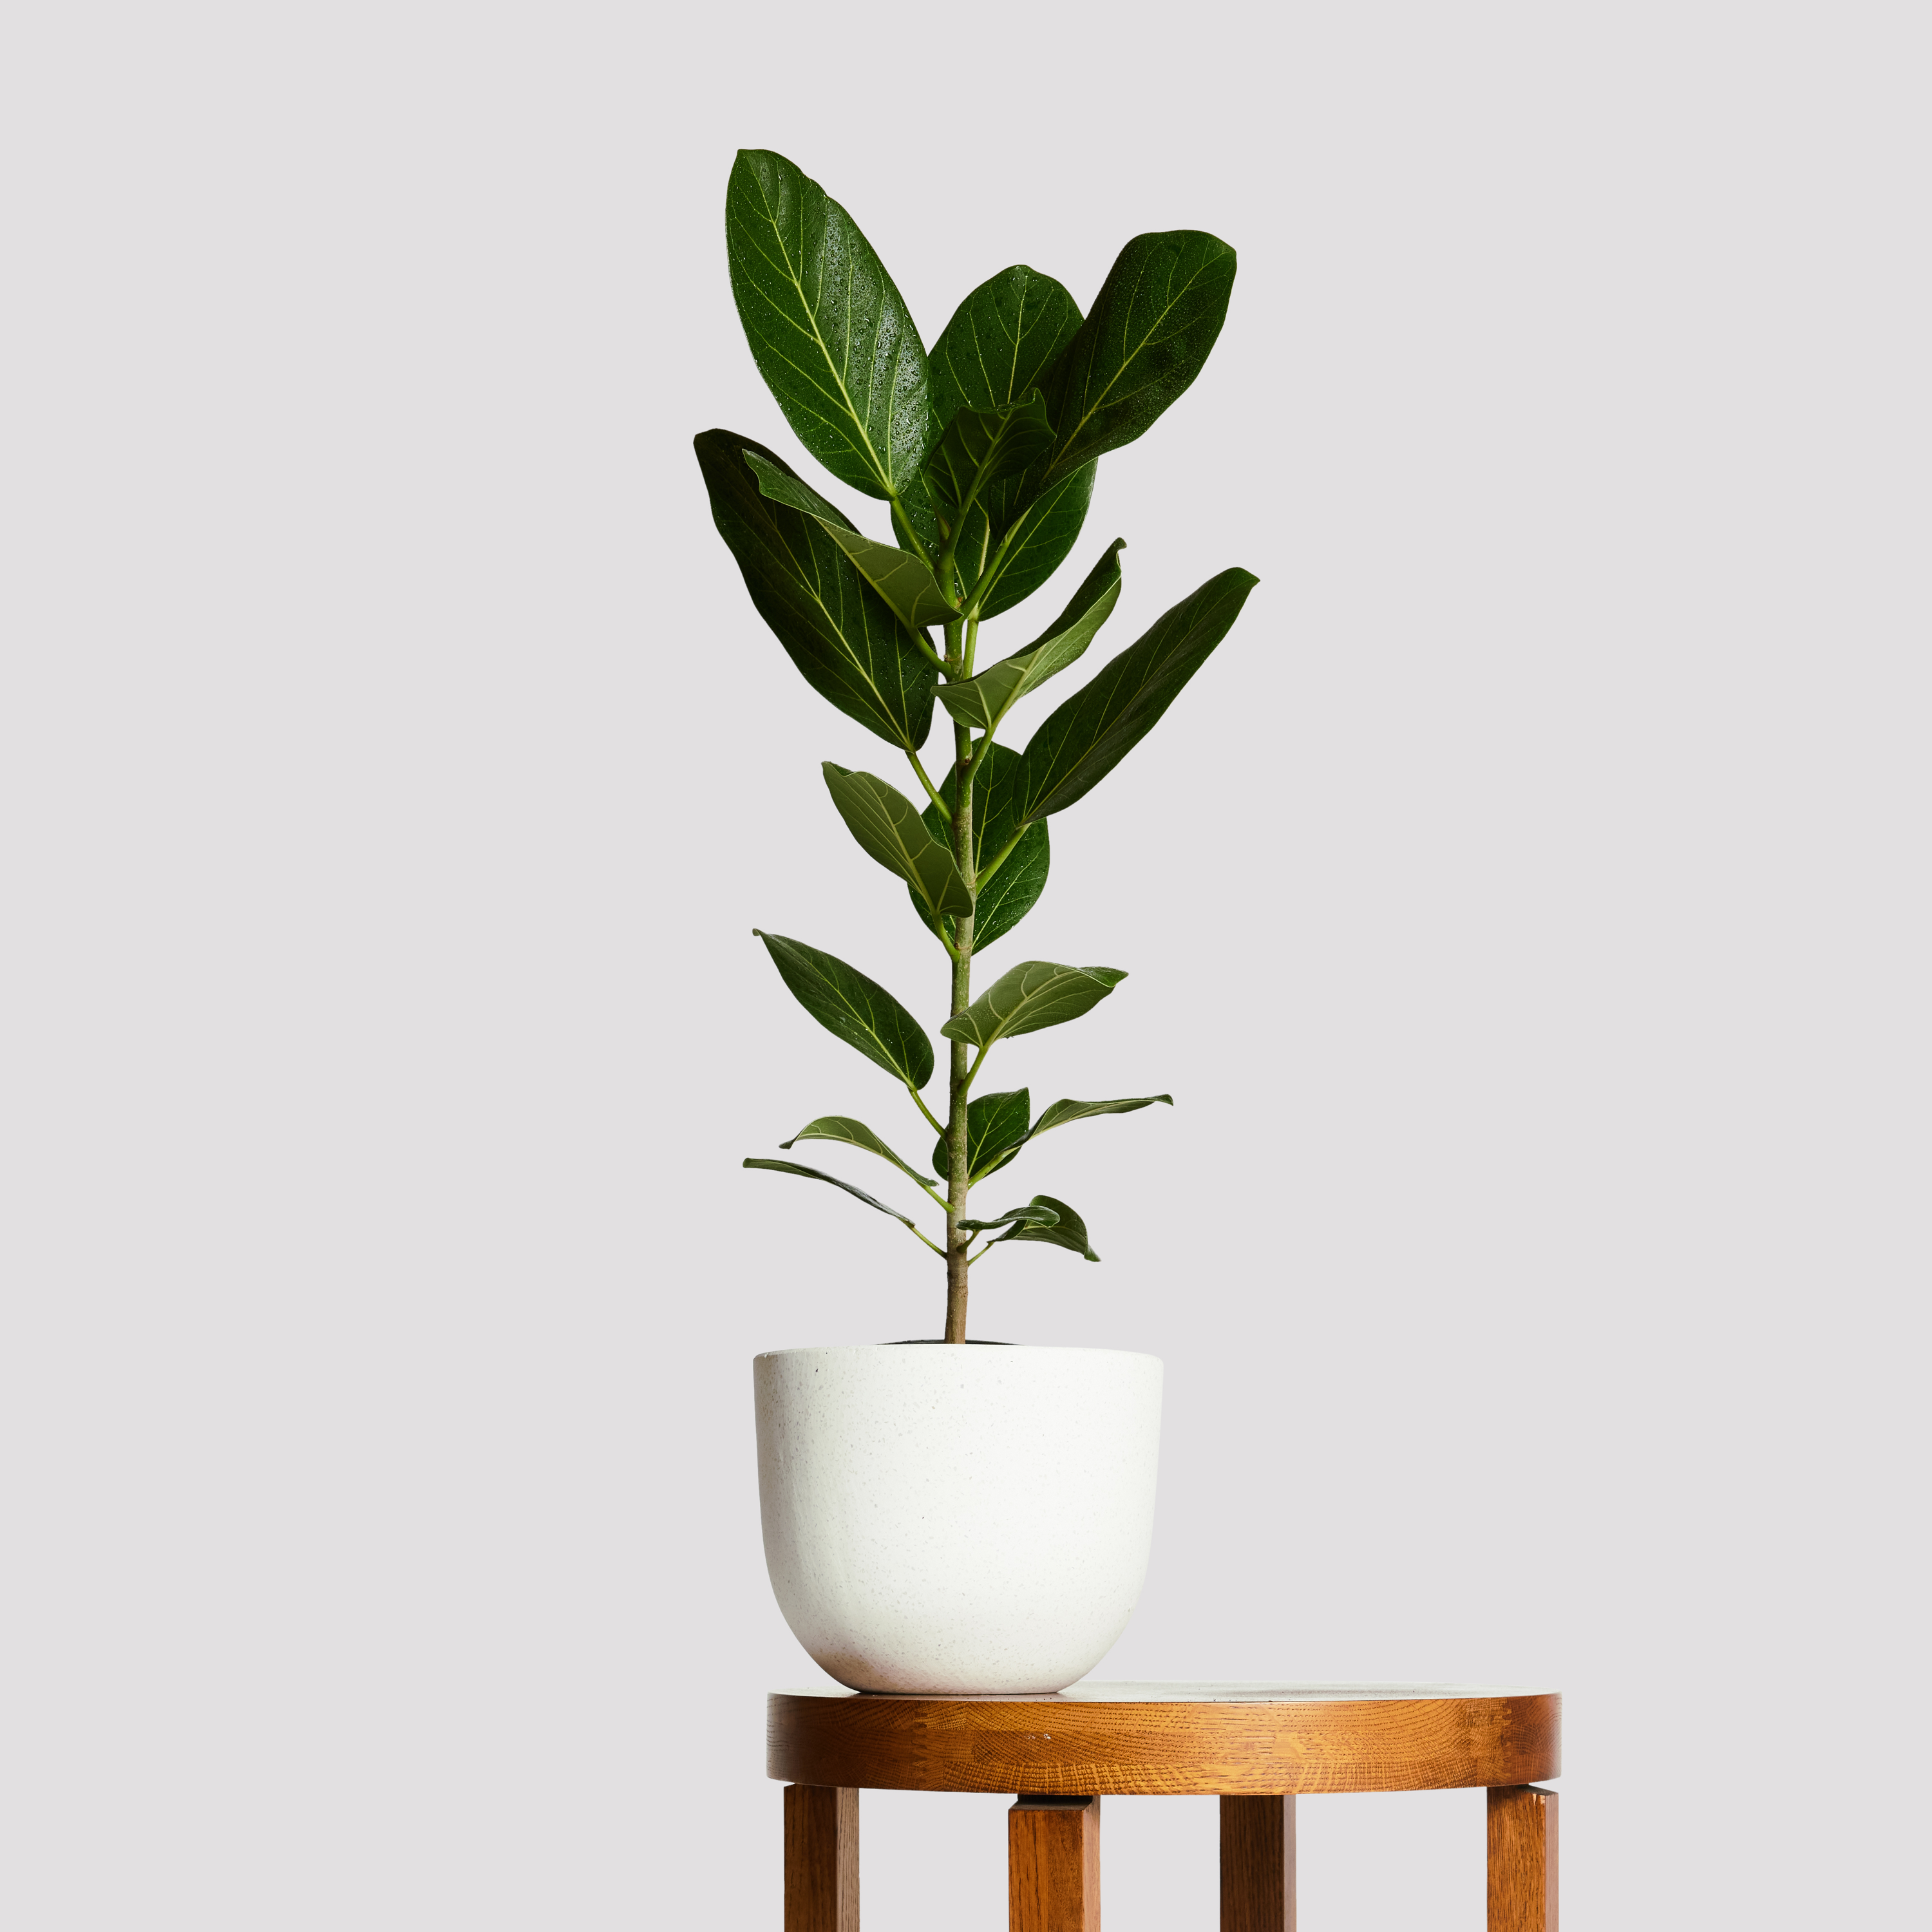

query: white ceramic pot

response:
[753,1343,1163,1695]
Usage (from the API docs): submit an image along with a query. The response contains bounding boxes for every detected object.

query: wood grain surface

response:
[1487,1785,1557,1932]
[1009,1796,1099,1932]
[768,1688,1560,1795]
[784,1784,858,1932]
[1220,1794,1294,1932]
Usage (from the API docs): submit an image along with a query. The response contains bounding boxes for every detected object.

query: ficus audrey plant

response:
[697,148,1256,1345]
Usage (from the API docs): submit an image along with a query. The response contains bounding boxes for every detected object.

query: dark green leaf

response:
[937,540,1124,732]
[957,818,1048,952]
[924,392,1054,529]
[822,764,973,919]
[743,451,953,630]
[1040,230,1237,484]
[1014,567,1257,823]
[780,1116,934,1189]
[911,743,1049,954]
[940,960,1127,1050]
[725,149,935,511]
[695,433,936,750]
[1031,1094,1172,1136]
[992,1193,1100,1261]
[753,930,934,1089]
[820,531,953,632]
[929,1087,1032,1182]
[927,266,1095,620]
[735,447,854,528]
[930,265,1084,424]
[743,1157,916,1228]
[965,461,1095,620]
[958,1202,1060,1233]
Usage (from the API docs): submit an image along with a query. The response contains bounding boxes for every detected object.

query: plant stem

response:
[904,1081,945,1137]
[974,821,1029,891]
[904,749,951,822]
[889,495,933,567]
[961,499,1039,621]
[942,623,976,1344]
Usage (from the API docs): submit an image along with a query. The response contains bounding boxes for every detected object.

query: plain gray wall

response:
[4,2,1923,1927]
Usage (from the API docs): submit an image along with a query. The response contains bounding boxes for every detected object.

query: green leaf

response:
[924,392,1054,528]
[937,540,1124,732]
[820,529,954,632]
[1040,230,1238,485]
[822,764,974,920]
[734,447,854,527]
[743,1157,917,1229]
[930,265,1084,424]
[927,266,1095,620]
[694,433,936,750]
[929,1087,1032,1182]
[1031,1094,1172,1136]
[752,930,934,1089]
[957,818,1048,952]
[742,451,954,631]
[911,743,1048,954]
[940,960,1127,1050]
[780,1116,934,1190]
[1014,567,1258,824]
[992,1193,1100,1262]
[725,149,935,511]
[958,1202,1061,1233]
[961,462,1097,621]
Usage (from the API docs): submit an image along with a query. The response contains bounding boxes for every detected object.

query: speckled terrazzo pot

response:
[753,1344,1163,1695]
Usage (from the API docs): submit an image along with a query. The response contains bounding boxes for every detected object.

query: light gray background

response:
[3,3,1924,1927]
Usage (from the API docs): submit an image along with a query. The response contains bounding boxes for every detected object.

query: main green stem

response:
[943,616,975,1343]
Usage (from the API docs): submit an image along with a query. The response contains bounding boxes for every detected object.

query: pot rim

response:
[754,1342,1162,1365]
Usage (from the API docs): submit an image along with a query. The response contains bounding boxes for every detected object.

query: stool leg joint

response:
[784,1783,858,1932]
[1487,1784,1557,1932]
[1220,1794,1294,1932]
[1010,1793,1100,1931]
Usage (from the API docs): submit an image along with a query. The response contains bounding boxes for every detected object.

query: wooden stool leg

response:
[784,1784,858,1932]
[1220,1794,1295,1931]
[1009,1794,1100,1932]
[1487,1785,1557,1932]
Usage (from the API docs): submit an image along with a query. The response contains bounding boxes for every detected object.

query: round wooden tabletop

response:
[768,1682,1561,1795]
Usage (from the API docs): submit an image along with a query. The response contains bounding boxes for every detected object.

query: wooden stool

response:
[769,1681,1560,1931]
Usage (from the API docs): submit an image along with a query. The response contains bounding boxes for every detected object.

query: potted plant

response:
[697,149,1256,1695]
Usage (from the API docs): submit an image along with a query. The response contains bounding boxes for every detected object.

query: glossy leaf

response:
[930,265,1084,425]
[820,529,953,632]
[958,1202,1060,1233]
[780,1116,934,1189]
[927,266,1094,620]
[911,743,1048,954]
[742,1157,917,1229]
[725,149,935,509]
[743,451,953,630]
[937,540,1124,732]
[961,462,1097,620]
[822,764,974,919]
[960,819,1048,952]
[1040,230,1237,484]
[929,1087,1032,1182]
[1031,1094,1172,1136]
[925,392,1054,529]
[695,433,936,750]
[1015,567,1257,824]
[992,1193,1100,1262]
[940,960,1127,1050]
[753,929,934,1089]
